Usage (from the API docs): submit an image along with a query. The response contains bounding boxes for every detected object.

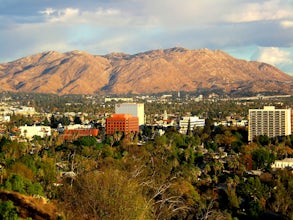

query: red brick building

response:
[62,128,99,140]
[106,114,139,135]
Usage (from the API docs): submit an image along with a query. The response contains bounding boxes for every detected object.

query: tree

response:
[251,148,275,170]
[212,160,224,176]
[257,135,270,146]
[50,114,59,128]
[3,174,25,194]
[268,178,291,214]
[186,118,192,136]
[8,162,34,181]
[0,199,19,220]
[227,154,240,173]
[73,136,97,147]
[1,174,44,196]
[215,130,236,150]
[237,177,270,219]
[73,115,82,124]
[59,116,70,126]
[61,169,152,220]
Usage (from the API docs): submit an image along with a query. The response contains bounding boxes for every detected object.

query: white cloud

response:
[46,8,80,23]
[254,47,291,66]
[251,47,293,75]
[281,20,293,28]
[39,8,56,16]
[224,0,293,23]
[95,8,120,16]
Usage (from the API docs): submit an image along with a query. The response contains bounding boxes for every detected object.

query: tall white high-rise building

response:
[115,103,145,126]
[248,106,291,141]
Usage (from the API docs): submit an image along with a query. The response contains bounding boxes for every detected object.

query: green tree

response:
[73,115,82,124]
[257,135,270,146]
[252,148,275,170]
[237,177,270,219]
[3,174,26,194]
[269,178,292,214]
[0,199,19,220]
[73,136,97,147]
[186,118,192,136]
[2,174,44,196]
[247,200,263,219]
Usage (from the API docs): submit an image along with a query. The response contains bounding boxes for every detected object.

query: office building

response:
[179,116,205,134]
[19,124,51,140]
[248,106,291,141]
[106,114,139,135]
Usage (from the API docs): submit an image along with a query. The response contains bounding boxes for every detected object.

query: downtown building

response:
[179,116,205,134]
[248,106,291,141]
[106,114,139,135]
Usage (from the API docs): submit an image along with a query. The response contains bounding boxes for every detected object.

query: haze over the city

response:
[1,0,293,75]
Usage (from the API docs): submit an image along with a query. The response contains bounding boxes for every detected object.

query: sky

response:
[1,0,293,75]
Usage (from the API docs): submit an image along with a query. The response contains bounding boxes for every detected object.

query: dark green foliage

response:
[59,116,70,126]
[0,199,19,220]
[252,148,275,170]
[3,174,26,194]
[50,114,59,128]
[205,141,218,151]
[247,199,263,219]
[73,136,97,147]
[73,115,82,124]
[2,174,44,196]
[237,177,270,219]
[0,136,11,151]
[256,135,271,146]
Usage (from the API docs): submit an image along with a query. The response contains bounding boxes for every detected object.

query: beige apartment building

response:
[248,106,291,141]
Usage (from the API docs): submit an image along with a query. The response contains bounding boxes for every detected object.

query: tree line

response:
[0,122,292,219]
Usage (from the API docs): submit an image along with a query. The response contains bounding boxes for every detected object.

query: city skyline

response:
[1,0,293,75]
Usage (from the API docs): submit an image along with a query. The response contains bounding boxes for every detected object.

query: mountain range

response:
[0,47,292,96]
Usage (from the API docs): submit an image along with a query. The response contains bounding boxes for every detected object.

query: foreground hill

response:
[0,190,60,219]
[0,47,292,95]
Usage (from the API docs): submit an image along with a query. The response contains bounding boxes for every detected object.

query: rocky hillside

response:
[0,47,292,95]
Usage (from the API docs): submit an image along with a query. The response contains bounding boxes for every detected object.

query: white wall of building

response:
[13,106,36,115]
[271,158,293,169]
[115,103,145,125]
[19,125,51,139]
[65,124,92,130]
[0,115,10,122]
[179,116,205,134]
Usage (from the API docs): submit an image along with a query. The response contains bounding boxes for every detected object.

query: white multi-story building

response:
[115,103,145,126]
[179,116,205,134]
[13,106,36,115]
[271,158,293,169]
[19,125,51,139]
[248,106,291,141]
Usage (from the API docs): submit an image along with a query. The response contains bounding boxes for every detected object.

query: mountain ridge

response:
[0,47,292,95]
